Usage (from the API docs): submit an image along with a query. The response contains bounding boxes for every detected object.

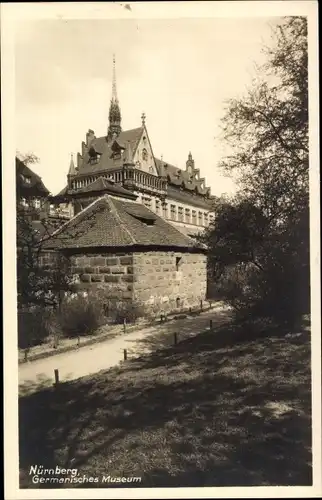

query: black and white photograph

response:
[2,1,320,498]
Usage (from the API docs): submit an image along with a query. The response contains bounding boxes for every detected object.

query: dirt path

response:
[19,304,230,395]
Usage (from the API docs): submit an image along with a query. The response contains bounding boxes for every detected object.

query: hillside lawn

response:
[19,315,311,488]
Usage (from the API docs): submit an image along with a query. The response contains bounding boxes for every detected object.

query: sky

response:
[15,12,280,196]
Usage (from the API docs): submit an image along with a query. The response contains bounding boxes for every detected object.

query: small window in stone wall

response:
[176,297,181,308]
[176,256,182,271]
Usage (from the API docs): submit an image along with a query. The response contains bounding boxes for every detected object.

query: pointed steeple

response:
[112,53,118,101]
[186,151,195,172]
[68,153,76,176]
[108,54,122,141]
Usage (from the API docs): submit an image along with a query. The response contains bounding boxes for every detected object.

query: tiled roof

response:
[155,158,209,196]
[46,195,205,251]
[73,177,137,199]
[55,185,69,198]
[16,157,50,196]
[53,177,137,200]
[77,128,143,175]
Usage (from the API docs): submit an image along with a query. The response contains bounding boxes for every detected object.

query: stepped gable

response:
[154,157,209,196]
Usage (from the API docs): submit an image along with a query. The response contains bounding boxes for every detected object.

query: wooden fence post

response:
[200,299,203,311]
[123,349,128,361]
[123,319,127,333]
[24,349,28,362]
[54,369,59,387]
[174,332,178,345]
[210,319,213,330]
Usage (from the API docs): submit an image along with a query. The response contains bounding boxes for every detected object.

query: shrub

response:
[58,293,105,337]
[106,300,147,324]
[18,307,57,349]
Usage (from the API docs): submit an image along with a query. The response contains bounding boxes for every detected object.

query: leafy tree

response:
[16,154,73,310]
[16,153,99,313]
[206,17,309,324]
[219,16,308,225]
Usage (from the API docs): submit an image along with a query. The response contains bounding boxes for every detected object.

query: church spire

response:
[108,54,122,141]
[112,53,118,101]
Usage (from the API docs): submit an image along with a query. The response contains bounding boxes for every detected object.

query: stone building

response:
[46,194,207,312]
[53,56,215,237]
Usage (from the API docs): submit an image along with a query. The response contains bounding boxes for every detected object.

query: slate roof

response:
[77,128,144,175]
[155,158,210,196]
[46,195,205,251]
[166,185,212,210]
[54,177,137,200]
[16,157,50,197]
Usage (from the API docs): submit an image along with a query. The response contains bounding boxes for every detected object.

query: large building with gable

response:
[53,57,215,237]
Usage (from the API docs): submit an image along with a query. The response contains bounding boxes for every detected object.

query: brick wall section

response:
[133,251,207,311]
[70,252,134,300]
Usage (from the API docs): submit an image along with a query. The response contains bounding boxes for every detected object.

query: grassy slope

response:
[19,316,311,488]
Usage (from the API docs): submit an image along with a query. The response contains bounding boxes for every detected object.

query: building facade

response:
[16,156,51,219]
[53,57,215,237]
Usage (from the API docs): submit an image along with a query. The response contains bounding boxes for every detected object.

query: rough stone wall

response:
[69,252,134,300]
[41,249,207,309]
[133,251,207,311]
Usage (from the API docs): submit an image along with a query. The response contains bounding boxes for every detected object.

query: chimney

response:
[86,129,95,147]
[77,152,82,170]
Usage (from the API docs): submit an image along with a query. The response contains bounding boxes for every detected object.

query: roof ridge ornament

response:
[141,112,146,126]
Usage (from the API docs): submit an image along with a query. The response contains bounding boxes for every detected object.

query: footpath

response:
[19,303,230,395]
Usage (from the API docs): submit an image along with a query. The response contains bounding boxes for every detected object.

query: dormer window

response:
[125,206,157,226]
[21,174,31,184]
[88,146,101,164]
